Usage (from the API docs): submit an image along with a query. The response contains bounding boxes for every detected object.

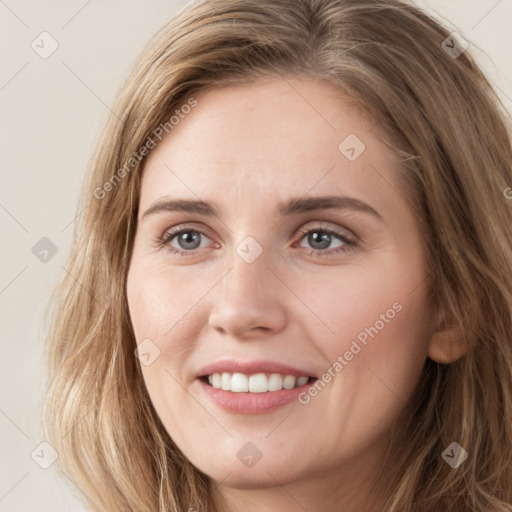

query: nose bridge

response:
[222,238,273,306]
[209,237,287,337]
[221,214,271,294]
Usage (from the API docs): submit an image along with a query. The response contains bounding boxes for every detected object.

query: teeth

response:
[249,373,268,393]
[221,372,231,391]
[296,376,309,386]
[283,375,296,389]
[205,372,311,392]
[268,373,283,392]
[231,373,249,392]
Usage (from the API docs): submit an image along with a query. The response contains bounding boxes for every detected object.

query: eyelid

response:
[161,221,213,237]
[293,221,357,244]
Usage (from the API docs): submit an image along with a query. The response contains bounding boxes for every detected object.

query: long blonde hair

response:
[42,0,512,510]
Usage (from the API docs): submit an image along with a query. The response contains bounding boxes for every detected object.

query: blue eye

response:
[161,228,211,255]
[159,225,357,257]
[295,226,356,256]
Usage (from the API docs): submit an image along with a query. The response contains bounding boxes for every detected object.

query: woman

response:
[42,0,512,510]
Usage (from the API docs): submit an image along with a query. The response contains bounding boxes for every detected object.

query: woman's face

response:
[127,78,435,498]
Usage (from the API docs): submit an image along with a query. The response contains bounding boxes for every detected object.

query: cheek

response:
[289,257,431,441]
[126,260,209,353]
[126,260,208,433]
[288,253,431,358]
[126,261,194,408]
[318,303,430,463]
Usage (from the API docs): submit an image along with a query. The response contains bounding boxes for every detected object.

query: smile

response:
[203,372,311,392]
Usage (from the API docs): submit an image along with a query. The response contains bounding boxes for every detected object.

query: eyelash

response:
[158,224,357,258]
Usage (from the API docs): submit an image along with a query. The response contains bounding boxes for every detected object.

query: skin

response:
[126,77,465,511]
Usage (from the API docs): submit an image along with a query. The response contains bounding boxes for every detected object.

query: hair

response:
[42,0,512,510]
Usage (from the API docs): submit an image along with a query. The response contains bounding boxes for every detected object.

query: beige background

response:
[1,1,511,510]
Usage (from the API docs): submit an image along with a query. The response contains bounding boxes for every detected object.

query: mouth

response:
[199,372,317,393]
[194,360,318,413]
[196,372,318,414]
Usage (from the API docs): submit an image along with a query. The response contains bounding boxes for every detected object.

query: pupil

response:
[309,231,330,250]
[179,231,200,249]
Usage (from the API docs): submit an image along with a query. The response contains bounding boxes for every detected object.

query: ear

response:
[427,320,470,364]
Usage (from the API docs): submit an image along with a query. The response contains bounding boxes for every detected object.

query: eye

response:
[160,227,213,255]
[295,225,356,256]
[158,224,357,257]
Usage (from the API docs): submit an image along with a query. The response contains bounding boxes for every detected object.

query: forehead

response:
[139,78,401,217]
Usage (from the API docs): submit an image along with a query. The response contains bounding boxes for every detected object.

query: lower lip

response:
[196,377,317,414]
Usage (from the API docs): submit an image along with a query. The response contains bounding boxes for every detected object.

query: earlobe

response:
[427,325,470,364]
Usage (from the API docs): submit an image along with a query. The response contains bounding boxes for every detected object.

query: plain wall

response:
[1,1,511,510]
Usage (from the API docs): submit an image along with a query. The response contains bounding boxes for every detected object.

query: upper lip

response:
[196,359,317,379]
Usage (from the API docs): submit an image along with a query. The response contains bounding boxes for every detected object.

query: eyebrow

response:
[142,195,384,222]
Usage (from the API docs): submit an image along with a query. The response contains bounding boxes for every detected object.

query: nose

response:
[208,250,287,339]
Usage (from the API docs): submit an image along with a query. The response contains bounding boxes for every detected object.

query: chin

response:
[197,454,310,489]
